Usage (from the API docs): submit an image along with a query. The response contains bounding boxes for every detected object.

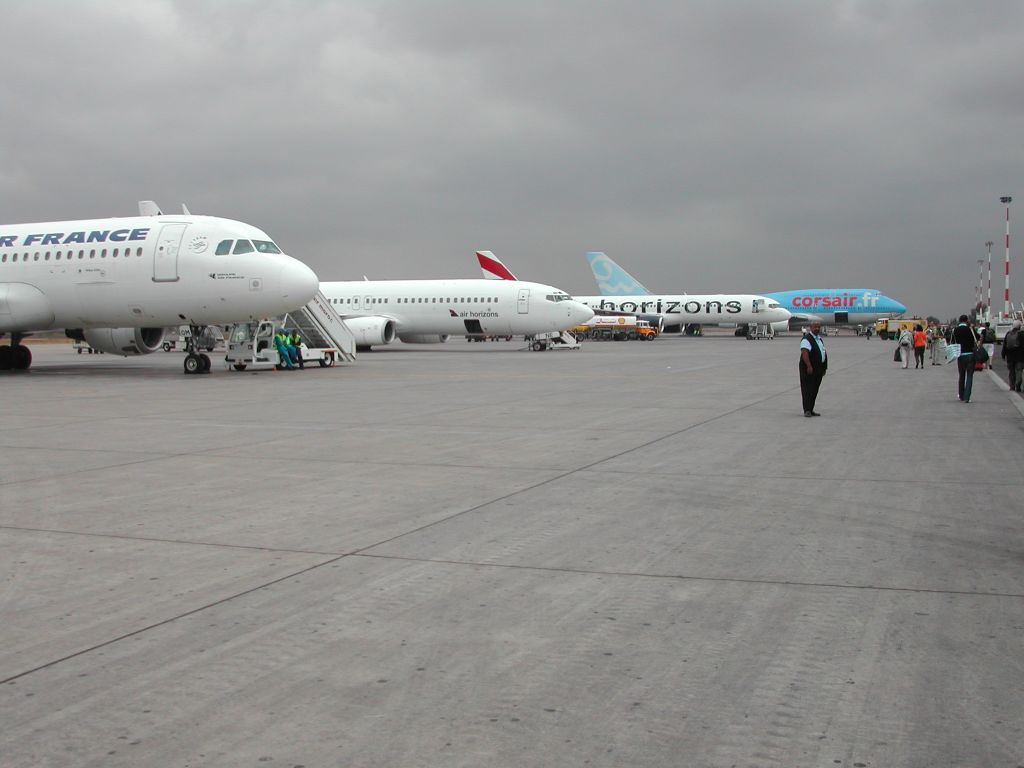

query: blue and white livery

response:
[584,252,907,328]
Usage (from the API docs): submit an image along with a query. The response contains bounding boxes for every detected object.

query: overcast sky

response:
[3,1,1023,320]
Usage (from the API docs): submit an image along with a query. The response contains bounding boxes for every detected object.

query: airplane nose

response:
[280,259,320,304]
[570,301,594,325]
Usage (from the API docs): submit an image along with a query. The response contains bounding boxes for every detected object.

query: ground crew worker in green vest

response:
[290,329,304,368]
[273,329,295,370]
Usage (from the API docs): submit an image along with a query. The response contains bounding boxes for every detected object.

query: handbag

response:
[893,347,901,362]
[974,345,990,364]
[943,343,960,363]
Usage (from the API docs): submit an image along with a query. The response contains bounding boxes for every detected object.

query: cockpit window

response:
[215,240,232,256]
[233,240,254,254]
[252,240,282,254]
[545,293,572,302]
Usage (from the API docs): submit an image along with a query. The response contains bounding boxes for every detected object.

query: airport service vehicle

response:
[225,292,356,371]
[0,201,319,373]
[576,315,657,340]
[874,317,926,340]
[319,277,593,350]
[161,325,222,352]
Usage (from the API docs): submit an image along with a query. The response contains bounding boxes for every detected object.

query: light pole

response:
[977,258,985,318]
[1000,196,1012,318]
[986,240,994,320]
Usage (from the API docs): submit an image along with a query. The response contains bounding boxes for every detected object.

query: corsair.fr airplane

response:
[585,251,907,330]
[0,202,319,373]
[477,251,791,333]
[319,273,593,350]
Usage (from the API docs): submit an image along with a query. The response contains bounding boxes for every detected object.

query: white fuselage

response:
[0,214,319,333]
[320,279,593,338]
[574,294,792,327]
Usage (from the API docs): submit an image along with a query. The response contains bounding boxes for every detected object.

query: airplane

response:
[319,274,593,350]
[584,251,907,330]
[1,202,319,373]
[477,251,792,334]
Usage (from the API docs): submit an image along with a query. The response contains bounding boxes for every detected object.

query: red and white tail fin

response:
[477,250,518,281]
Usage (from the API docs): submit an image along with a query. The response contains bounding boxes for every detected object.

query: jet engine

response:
[344,316,397,347]
[80,327,166,356]
[398,333,451,344]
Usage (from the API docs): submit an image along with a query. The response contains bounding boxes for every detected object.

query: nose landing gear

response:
[182,325,213,375]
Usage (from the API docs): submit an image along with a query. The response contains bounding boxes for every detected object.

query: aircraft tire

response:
[233,363,247,371]
[184,354,202,374]
[198,353,212,373]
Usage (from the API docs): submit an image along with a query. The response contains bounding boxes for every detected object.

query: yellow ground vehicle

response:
[576,316,659,341]
[874,317,925,340]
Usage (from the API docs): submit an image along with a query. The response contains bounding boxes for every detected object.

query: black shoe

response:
[804,411,813,417]
[810,411,821,416]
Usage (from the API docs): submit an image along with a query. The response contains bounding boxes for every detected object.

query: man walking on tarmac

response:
[799,321,827,417]
[952,315,978,402]
[1001,319,1023,392]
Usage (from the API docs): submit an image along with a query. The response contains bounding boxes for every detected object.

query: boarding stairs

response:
[283,291,357,362]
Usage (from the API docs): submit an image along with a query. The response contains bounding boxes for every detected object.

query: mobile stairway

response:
[282,291,357,363]
[225,291,357,371]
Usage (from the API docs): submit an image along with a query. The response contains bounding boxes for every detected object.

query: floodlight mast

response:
[1000,197,1012,317]
[986,240,993,320]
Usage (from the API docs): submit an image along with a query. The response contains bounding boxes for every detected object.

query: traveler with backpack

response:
[1001,319,1023,392]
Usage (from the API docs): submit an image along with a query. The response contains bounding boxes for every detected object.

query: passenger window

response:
[233,240,254,254]
[216,240,233,255]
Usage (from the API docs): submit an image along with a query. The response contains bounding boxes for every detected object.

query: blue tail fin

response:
[586,252,651,296]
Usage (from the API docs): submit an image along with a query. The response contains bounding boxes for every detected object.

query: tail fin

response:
[586,252,651,296]
[477,250,518,281]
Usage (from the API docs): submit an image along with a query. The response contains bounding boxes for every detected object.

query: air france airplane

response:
[585,251,906,329]
[1,203,319,373]
[478,251,791,333]
[319,276,593,349]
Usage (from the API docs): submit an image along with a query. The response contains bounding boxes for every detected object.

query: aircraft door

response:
[517,288,530,314]
[153,223,186,282]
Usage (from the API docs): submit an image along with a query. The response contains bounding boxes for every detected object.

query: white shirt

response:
[800,333,826,362]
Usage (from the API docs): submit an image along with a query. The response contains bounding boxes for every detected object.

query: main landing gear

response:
[182,325,213,375]
[0,333,32,371]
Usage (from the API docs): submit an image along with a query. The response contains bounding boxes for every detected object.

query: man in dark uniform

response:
[799,321,827,417]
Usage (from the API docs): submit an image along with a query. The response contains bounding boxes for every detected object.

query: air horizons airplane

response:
[319,274,593,350]
[585,251,906,329]
[0,202,319,373]
[478,251,791,334]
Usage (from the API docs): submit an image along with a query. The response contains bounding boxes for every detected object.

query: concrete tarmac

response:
[2,335,1022,767]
